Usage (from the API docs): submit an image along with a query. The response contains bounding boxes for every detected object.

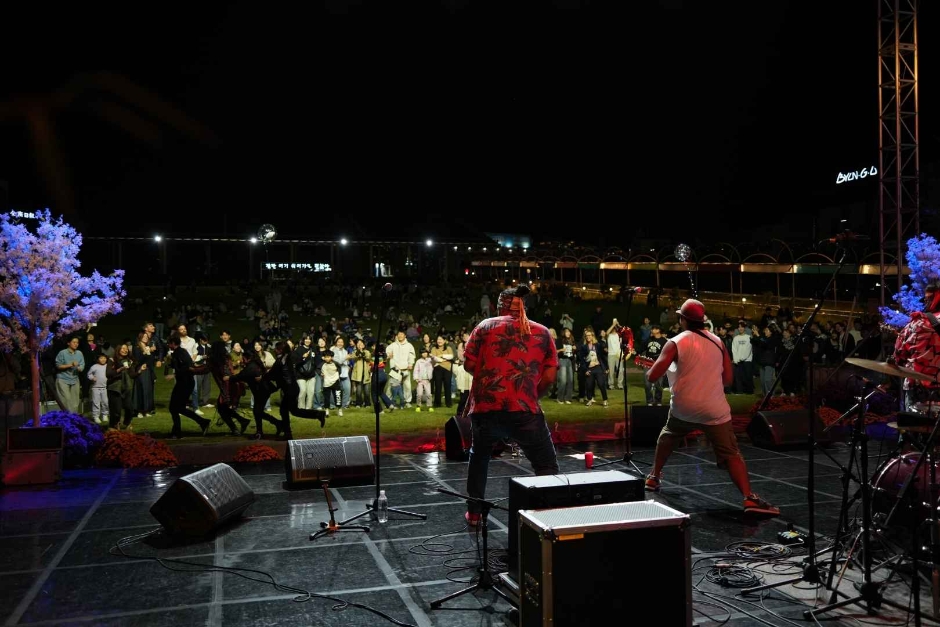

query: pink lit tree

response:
[0,210,125,426]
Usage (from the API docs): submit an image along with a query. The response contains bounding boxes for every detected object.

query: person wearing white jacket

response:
[731,325,754,394]
[386,331,416,408]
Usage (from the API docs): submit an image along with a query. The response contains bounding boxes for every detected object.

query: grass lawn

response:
[83,285,764,444]
[113,368,763,443]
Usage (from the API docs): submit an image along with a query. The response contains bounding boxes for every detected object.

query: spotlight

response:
[340,238,348,246]
[154,235,162,242]
[258,224,277,243]
[426,239,433,247]
[249,237,258,244]
[453,246,457,251]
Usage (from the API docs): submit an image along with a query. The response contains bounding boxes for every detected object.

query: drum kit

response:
[814,357,940,624]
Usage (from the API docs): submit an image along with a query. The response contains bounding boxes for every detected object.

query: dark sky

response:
[1,1,938,246]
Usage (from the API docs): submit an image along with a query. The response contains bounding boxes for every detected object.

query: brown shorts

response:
[658,413,743,469]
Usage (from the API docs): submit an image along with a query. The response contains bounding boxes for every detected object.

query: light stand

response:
[744,247,850,596]
[594,291,647,476]
[428,488,514,609]
[337,283,427,526]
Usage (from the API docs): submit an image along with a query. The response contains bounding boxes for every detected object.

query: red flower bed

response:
[748,395,809,415]
[95,430,178,468]
[233,444,282,463]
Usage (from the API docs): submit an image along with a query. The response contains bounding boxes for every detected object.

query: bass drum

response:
[871,453,940,526]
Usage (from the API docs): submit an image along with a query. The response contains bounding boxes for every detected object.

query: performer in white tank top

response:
[666,330,731,426]
[643,299,779,516]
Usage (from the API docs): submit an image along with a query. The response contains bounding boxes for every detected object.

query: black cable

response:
[110,528,417,627]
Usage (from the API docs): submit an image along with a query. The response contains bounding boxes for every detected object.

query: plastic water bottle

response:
[377,490,388,523]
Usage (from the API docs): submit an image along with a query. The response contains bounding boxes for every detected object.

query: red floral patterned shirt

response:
[894,312,940,388]
[463,316,558,414]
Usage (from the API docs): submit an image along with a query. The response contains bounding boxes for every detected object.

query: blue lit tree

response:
[879,233,940,328]
[0,210,125,426]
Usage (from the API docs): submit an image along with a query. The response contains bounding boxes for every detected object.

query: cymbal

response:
[845,358,936,383]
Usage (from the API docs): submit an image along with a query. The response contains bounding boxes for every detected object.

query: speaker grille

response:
[150,463,255,537]
[522,501,688,533]
[185,463,255,521]
[287,436,374,485]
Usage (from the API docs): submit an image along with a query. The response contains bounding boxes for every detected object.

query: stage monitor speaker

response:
[748,410,830,449]
[445,415,470,461]
[285,436,374,486]
[150,463,255,537]
[630,405,669,445]
[507,470,645,586]
[519,501,692,626]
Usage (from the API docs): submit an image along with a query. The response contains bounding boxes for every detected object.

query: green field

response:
[83,285,763,442]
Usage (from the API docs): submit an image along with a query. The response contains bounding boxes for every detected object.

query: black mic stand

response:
[594,291,648,476]
[429,488,514,609]
[310,481,370,541]
[336,283,427,527]
[744,247,850,595]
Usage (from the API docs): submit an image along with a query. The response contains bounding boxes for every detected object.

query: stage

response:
[0,436,932,626]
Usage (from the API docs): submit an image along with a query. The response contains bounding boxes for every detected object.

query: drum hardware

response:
[810,379,887,621]
[748,249,851,598]
[845,358,937,384]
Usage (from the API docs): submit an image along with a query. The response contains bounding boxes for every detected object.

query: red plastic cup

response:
[585,451,594,468]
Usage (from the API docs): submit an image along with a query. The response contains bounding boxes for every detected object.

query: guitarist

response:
[643,299,779,516]
[641,325,668,405]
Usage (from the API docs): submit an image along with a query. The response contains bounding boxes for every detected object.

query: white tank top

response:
[665,330,731,425]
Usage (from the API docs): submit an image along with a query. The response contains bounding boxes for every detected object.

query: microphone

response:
[826,230,870,243]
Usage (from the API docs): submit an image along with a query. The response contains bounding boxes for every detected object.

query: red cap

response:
[676,299,706,322]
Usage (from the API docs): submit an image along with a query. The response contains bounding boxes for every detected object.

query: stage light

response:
[340,238,348,246]
[453,246,457,251]
[258,224,277,243]
[154,235,162,242]
[483,247,487,252]
[426,239,433,247]
[467,247,471,251]
[250,237,258,244]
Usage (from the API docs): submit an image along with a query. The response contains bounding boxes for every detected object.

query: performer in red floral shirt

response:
[894,282,940,412]
[462,285,558,525]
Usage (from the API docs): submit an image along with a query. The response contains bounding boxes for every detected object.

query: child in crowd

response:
[320,351,342,417]
[413,348,434,412]
[87,353,110,425]
[388,366,406,409]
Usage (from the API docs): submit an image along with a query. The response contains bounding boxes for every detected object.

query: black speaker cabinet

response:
[7,426,63,452]
[630,404,669,445]
[444,415,470,461]
[506,470,645,585]
[285,436,374,486]
[748,410,830,449]
[519,501,692,627]
[150,463,255,537]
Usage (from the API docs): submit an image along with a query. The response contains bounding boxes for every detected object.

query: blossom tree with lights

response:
[0,210,125,426]
[879,234,940,328]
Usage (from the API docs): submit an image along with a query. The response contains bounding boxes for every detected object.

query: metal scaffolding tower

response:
[878,0,920,306]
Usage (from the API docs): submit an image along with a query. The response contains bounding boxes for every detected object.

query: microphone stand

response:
[745,247,850,595]
[428,488,513,609]
[337,284,427,526]
[594,289,647,476]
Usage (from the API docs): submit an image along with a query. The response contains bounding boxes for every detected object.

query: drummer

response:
[894,281,940,413]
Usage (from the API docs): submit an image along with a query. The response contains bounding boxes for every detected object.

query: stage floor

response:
[0,437,931,626]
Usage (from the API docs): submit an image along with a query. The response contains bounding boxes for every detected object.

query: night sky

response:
[1,1,938,247]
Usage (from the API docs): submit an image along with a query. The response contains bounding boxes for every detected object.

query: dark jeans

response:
[466,411,559,514]
[432,367,452,407]
[169,379,207,436]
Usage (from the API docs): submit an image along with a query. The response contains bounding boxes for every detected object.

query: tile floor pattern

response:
[0,437,933,626]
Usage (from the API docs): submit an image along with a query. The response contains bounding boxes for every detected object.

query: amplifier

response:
[7,427,64,452]
[506,470,644,584]
[519,501,692,627]
[2,450,62,485]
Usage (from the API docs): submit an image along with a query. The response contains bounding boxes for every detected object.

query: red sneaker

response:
[743,494,780,516]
